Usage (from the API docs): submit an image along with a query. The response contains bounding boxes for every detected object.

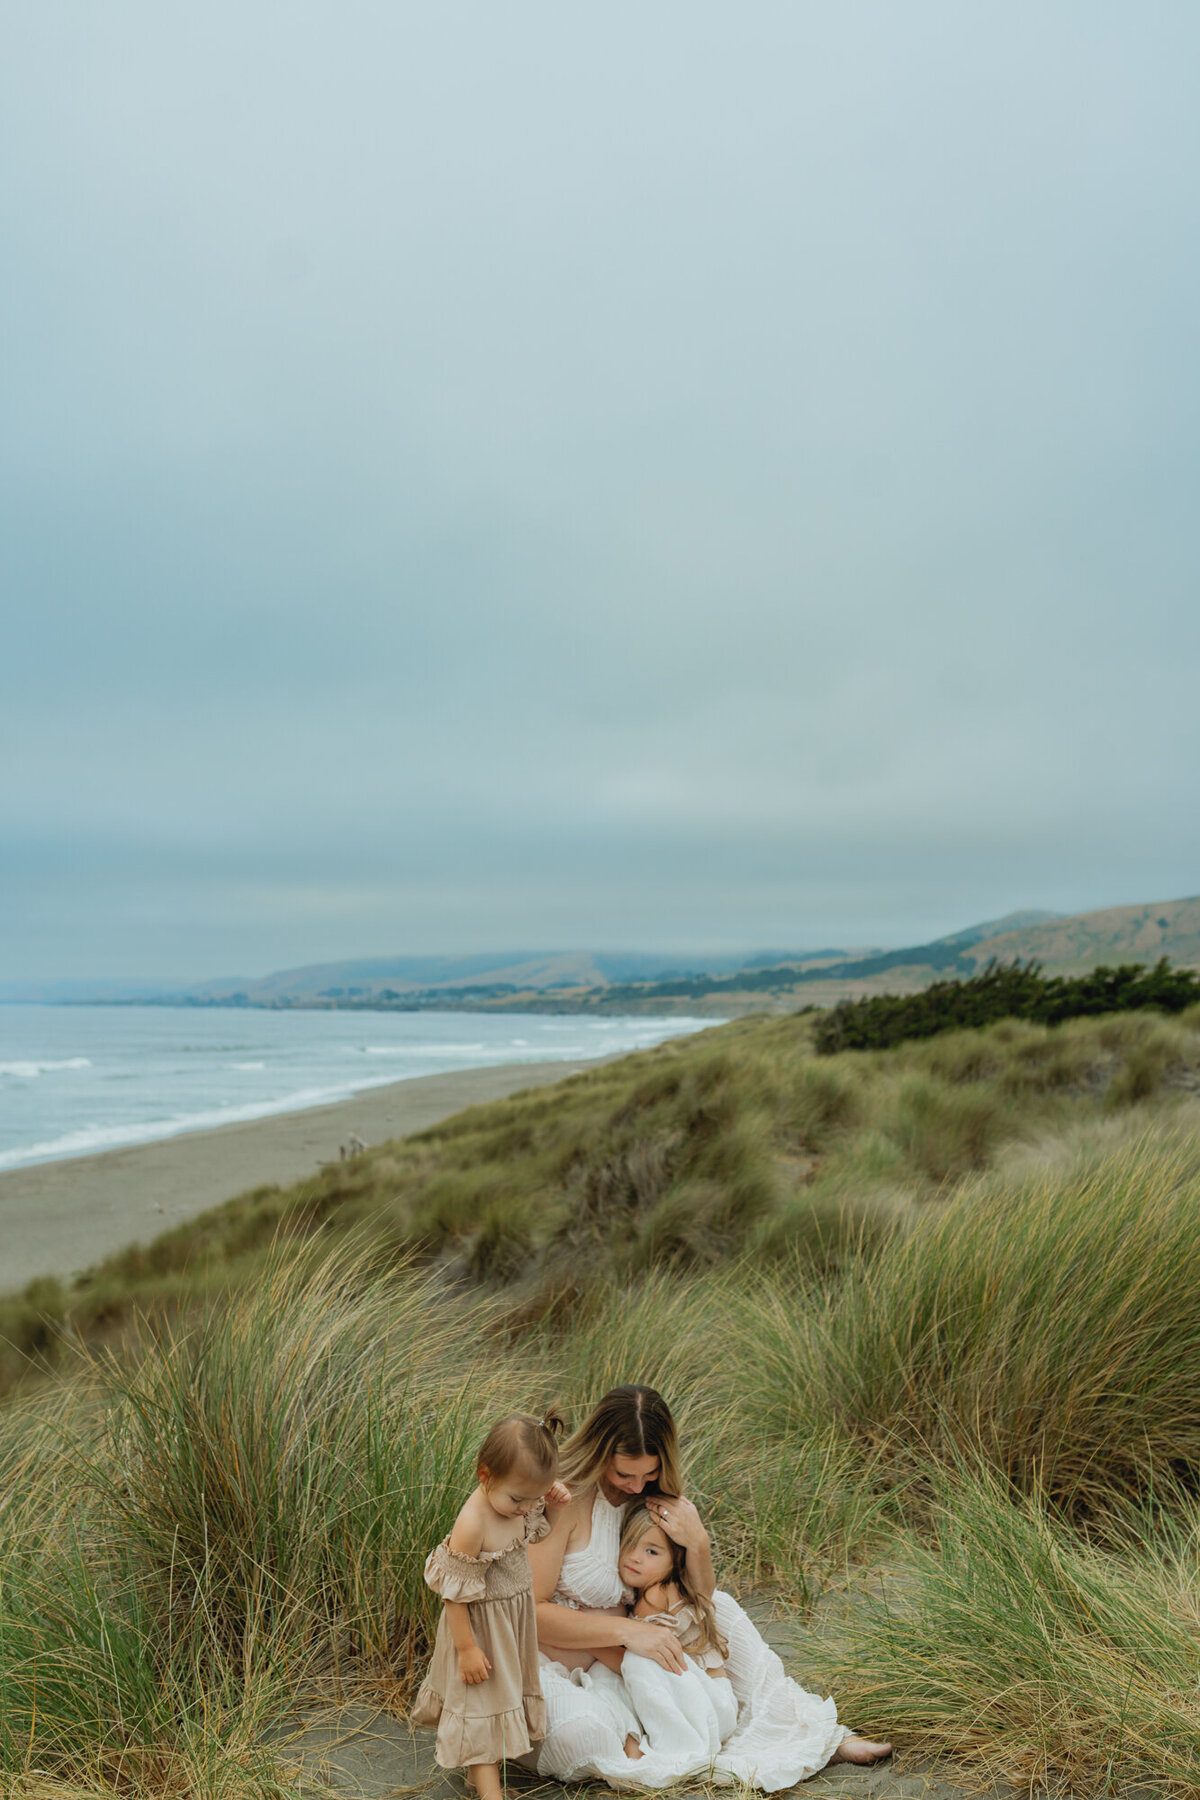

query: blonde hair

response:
[558,1385,682,1496]
[619,1503,727,1658]
[477,1405,566,1483]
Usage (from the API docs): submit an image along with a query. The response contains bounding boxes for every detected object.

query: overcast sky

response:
[3,3,1199,980]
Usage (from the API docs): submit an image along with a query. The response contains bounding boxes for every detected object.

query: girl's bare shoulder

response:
[447,1486,487,1555]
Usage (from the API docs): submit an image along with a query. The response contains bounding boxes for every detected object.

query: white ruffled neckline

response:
[556,1484,631,1609]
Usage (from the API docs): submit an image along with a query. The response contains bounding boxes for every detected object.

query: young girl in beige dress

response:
[412,1410,570,1800]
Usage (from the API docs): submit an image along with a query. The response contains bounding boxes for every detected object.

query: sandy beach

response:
[0,1058,598,1293]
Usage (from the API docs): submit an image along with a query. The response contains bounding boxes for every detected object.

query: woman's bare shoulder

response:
[559,1481,597,1543]
[528,1482,594,1602]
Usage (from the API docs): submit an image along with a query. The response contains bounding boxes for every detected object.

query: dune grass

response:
[736,1124,1200,1515]
[5,1009,1200,1796]
[7,1103,1200,1799]
[6,1005,1200,1400]
[798,1462,1200,1796]
[0,1257,508,1796]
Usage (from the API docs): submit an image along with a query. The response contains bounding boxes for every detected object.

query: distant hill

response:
[964,895,1200,976]
[160,913,1064,1011]
[12,898,1198,1016]
[70,947,847,1010]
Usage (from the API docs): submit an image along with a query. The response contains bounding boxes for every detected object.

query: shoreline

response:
[0,1057,608,1293]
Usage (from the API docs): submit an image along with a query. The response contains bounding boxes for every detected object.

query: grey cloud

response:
[2,2,1199,977]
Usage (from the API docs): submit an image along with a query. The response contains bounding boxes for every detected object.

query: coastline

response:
[0,1057,605,1293]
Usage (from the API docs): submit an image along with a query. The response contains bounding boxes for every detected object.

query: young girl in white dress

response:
[411,1410,570,1800]
[580,1501,738,1769]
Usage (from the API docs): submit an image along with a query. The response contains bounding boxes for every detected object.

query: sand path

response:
[270,1597,981,1800]
[0,1059,600,1292]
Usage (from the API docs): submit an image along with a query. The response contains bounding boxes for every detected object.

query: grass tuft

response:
[799,1460,1200,1797]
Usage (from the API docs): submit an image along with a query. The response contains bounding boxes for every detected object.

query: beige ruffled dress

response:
[412,1505,552,1769]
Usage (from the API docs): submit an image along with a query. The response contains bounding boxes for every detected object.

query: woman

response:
[526,1386,890,1790]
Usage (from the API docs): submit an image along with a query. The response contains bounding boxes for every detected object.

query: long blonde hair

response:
[619,1503,727,1658]
[557,1385,683,1496]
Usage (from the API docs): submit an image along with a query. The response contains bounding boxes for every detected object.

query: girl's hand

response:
[646,1495,708,1552]
[545,1481,572,1508]
[458,1644,491,1685]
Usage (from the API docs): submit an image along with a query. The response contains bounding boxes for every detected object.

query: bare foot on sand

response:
[831,1737,893,1764]
[624,1733,644,1760]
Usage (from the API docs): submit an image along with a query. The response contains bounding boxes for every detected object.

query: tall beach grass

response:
[799,1461,1200,1796]
[740,1126,1200,1513]
[4,1008,1200,1797]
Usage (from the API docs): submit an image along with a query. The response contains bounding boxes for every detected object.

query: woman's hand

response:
[645,1495,708,1553]
[621,1617,687,1674]
[457,1643,492,1685]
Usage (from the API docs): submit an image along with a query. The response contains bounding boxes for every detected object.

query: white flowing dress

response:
[535,1489,848,1790]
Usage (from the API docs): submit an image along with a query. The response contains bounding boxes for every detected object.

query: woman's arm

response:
[527,1491,688,1673]
[536,1599,688,1671]
[645,1496,716,1598]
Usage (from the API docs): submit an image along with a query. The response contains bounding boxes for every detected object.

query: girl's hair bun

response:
[477,1405,568,1481]
[539,1403,567,1440]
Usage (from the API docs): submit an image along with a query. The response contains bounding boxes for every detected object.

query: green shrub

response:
[815,958,1200,1053]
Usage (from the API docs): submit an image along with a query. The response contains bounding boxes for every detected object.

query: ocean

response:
[0,1004,710,1173]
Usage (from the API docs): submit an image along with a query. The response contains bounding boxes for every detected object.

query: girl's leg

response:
[465,1762,501,1800]
[619,1654,719,1761]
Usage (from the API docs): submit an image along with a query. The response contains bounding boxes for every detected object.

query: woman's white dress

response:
[535,1489,848,1790]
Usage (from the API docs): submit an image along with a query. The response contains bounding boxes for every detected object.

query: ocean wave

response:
[0,1016,713,1172]
[0,1055,602,1172]
[0,1056,93,1078]
[0,1074,412,1171]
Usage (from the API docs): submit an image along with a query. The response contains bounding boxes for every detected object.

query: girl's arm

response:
[648,1580,682,1613]
[447,1496,485,1558]
[444,1600,491,1685]
[441,1495,490,1682]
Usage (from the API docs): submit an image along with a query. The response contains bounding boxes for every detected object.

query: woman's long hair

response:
[558,1385,683,1496]
[619,1503,727,1658]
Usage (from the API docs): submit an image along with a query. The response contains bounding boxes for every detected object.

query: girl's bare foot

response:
[831,1736,892,1764]
[624,1733,645,1760]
